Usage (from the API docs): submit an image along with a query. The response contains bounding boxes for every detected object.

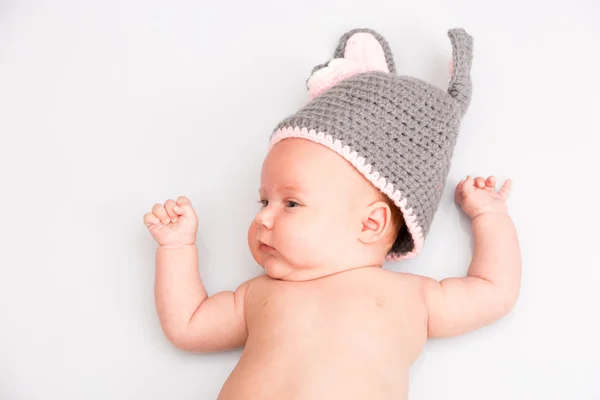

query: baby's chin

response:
[263,256,292,280]
[261,254,302,281]
[261,254,346,282]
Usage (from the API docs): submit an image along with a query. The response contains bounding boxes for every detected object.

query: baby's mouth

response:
[259,240,275,253]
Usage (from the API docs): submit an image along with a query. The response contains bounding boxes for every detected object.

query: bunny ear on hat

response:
[447,28,473,116]
[332,28,397,73]
[306,29,396,99]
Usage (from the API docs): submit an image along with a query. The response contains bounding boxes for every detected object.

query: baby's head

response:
[248,137,404,281]
[248,27,474,280]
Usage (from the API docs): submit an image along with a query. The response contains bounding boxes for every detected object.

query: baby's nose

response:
[255,208,274,230]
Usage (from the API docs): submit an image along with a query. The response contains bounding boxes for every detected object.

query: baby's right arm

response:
[145,196,252,352]
[419,176,521,338]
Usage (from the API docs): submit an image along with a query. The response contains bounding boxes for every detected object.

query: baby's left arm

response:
[419,176,522,338]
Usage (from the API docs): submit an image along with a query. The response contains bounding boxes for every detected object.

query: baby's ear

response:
[357,201,393,245]
[307,29,395,99]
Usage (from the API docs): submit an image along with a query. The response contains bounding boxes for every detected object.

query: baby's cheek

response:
[324,210,357,250]
[307,216,339,252]
[247,222,264,267]
[280,223,314,258]
[247,222,255,246]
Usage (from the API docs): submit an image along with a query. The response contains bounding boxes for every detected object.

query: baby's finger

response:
[152,203,171,225]
[484,176,497,193]
[175,196,197,219]
[461,176,475,196]
[455,180,465,204]
[176,196,191,206]
[475,176,485,189]
[143,212,161,228]
[497,179,512,200]
[164,199,178,223]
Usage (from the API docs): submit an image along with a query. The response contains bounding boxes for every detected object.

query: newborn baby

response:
[144,28,521,400]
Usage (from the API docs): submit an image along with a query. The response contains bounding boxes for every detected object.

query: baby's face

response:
[248,138,378,281]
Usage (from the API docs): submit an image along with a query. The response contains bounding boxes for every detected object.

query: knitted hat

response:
[269,28,474,260]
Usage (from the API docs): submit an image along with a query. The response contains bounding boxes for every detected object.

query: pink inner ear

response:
[344,33,389,73]
[306,32,391,99]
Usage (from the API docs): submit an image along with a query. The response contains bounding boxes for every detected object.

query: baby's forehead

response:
[259,171,323,193]
[261,143,373,195]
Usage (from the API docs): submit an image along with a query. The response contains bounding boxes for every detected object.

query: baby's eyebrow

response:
[258,184,305,195]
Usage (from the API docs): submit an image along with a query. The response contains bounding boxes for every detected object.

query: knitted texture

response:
[270,28,474,260]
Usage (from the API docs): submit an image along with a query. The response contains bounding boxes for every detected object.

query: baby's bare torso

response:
[218,267,428,400]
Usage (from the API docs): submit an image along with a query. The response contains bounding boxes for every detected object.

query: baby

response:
[143,28,521,400]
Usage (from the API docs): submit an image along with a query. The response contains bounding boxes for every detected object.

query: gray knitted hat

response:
[269,28,474,260]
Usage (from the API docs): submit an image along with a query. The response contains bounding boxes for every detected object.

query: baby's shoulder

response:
[367,269,429,300]
[378,270,431,310]
[372,268,424,287]
[337,267,426,298]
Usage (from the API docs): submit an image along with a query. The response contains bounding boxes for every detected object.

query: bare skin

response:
[144,138,521,400]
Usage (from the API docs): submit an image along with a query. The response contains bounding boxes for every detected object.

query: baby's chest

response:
[245,279,424,339]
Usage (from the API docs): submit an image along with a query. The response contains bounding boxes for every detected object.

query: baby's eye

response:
[286,201,300,208]
[259,199,268,208]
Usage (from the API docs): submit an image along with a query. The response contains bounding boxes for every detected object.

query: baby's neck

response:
[265,263,384,282]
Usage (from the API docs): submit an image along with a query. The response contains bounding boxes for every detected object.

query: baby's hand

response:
[143,196,199,247]
[455,176,512,219]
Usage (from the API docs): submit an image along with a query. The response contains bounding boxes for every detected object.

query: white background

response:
[1,0,599,399]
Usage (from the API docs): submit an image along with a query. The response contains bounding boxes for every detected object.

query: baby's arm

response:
[145,196,252,352]
[420,176,521,338]
[155,244,252,352]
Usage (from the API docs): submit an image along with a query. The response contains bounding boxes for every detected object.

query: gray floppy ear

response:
[447,28,473,116]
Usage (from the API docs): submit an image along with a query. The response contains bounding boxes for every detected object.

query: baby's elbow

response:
[165,328,219,353]
[168,332,193,351]
[496,285,520,318]
[162,326,198,352]
[168,333,206,352]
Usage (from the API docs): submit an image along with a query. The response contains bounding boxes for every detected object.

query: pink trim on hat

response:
[270,127,424,261]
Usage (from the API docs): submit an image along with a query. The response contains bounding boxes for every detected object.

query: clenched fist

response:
[143,196,198,247]
[455,176,512,219]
